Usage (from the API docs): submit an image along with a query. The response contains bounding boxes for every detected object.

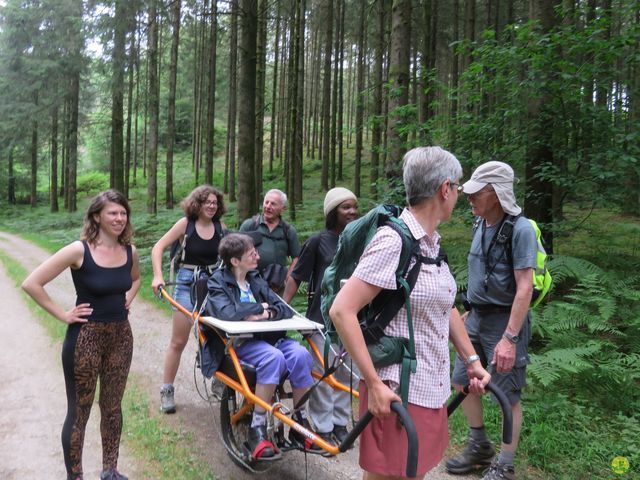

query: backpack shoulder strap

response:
[280,219,291,254]
[180,218,197,262]
[361,219,418,343]
[213,219,222,237]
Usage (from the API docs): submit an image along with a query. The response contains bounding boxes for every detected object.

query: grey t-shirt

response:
[467,215,537,306]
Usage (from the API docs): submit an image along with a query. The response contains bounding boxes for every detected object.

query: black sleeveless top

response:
[183,221,222,266]
[71,241,133,322]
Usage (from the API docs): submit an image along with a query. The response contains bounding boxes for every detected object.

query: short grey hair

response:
[264,188,287,207]
[403,146,462,206]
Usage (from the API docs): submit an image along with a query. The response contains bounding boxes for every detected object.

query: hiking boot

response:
[289,415,323,452]
[160,385,176,414]
[332,424,350,446]
[248,424,281,461]
[481,458,516,480]
[100,469,128,480]
[445,439,495,474]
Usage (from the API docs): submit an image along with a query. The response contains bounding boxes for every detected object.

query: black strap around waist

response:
[470,303,512,314]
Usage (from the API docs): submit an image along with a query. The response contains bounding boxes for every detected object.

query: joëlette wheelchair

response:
[157,279,513,477]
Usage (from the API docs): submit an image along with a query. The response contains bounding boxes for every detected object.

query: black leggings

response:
[61,320,133,477]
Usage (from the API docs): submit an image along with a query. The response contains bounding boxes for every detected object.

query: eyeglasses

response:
[244,250,259,259]
[204,200,218,207]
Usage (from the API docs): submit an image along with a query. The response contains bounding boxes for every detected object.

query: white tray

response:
[200,314,323,335]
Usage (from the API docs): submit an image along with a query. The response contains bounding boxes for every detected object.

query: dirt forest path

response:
[0,231,474,480]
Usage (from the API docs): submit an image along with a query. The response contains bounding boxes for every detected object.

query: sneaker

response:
[288,415,322,452]
[332,424,350,445]
[160,385,176,414]
[445,439,496,474]
[100,469,128,480]
[248,424,281,461]
[481,458,516,480]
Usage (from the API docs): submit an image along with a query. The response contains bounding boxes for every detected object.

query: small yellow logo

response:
[611,456,630,475]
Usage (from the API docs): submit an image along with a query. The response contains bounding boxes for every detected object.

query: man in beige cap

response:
[447,161,537,480]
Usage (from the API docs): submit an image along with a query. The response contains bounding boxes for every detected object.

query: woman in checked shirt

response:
[330,147,491,480]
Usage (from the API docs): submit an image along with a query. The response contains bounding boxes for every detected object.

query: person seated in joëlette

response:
[206,233,320,461]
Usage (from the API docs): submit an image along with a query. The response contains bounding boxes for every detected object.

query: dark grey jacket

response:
[199,267,293,377]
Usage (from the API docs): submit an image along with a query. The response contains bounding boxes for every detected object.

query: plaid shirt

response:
[353,208,456,408]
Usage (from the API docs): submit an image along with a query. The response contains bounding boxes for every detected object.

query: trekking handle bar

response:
[339,401,418,478]
[447,382,513,445]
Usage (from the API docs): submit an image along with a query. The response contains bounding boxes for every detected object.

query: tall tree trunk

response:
[133,17,141,188]
[61,97,68,203]
[450,0,460,146]
[125,9,136,198]
[165,0,181,209]
[147,0,159,214]
[254,0,267,197]
[337,0,345,181]
[237,0,259,222]
[30,91,38,208]
[204,0,218,185]
[68,70,79,212]
[524,0,559,252]
[320,0,333,191]
[111,0,127,192]
[268,1,282,172]
[293,0,306,206]
[285,4,297,201]
[370,0,386,198]
[354,0,366,197]
[622,2,640,215]
[226,0,238,200]
[51,102,59,212]
[7,146,16,205]
[385,0,411,178]
[330,0,341,188]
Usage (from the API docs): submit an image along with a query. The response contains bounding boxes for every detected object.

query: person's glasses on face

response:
[204,200,218,207]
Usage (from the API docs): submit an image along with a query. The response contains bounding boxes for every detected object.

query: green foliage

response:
[529,266,640,415]
[77,171,110,195]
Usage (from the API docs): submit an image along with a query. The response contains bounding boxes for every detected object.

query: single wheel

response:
[219,385,274,472]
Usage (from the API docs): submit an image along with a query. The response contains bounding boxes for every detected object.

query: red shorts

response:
[358,381,448,478]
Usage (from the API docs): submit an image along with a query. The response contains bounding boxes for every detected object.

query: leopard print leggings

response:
[61,320,133,477]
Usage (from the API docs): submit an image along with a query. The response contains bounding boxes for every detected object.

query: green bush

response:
[77,171,110,195]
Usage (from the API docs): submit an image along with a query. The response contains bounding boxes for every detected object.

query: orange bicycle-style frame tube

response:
[158,286,352,456]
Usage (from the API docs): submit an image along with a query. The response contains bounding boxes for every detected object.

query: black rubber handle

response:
[338,401,418,478]
[447,382,513,445]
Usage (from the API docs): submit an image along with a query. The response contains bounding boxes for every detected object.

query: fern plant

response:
[529,258,640,415]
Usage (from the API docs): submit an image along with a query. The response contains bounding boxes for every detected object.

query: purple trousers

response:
[236,337,314,388]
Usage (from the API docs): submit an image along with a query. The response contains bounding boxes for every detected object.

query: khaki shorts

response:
[451,309,531,405]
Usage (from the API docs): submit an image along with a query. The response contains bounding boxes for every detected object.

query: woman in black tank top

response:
[150,185,227,414]
[22,190,141,480]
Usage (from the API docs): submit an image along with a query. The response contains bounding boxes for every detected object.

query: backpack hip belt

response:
[470,303,512,314]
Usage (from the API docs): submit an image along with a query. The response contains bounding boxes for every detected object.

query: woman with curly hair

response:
[151,185,227,413]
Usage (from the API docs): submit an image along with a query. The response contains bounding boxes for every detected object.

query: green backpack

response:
[475,214,552,307]
[320,204,447,405]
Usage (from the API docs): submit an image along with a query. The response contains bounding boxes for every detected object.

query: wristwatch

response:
[464,354,480,366]
[503,331,520,344]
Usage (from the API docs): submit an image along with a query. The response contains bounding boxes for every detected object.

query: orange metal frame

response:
[159,286,359,457]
